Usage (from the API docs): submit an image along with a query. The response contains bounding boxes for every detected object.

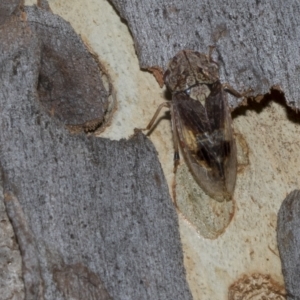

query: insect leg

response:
[170,105,180,172]
[142,102,171,131]
[223,83,252,99]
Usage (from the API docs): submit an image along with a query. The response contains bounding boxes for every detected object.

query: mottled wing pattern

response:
[172,86,237,200]
[205,83,225,132]
[205,84,237,196]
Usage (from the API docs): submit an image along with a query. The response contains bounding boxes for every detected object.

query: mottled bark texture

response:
[111,0,300,298]
[110,0,300,296]
[0,0,21,26]
[0,2,191,300]
[277,190,300,300]
[111,0,300,110]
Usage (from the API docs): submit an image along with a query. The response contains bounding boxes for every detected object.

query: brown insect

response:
[144,49,249,201]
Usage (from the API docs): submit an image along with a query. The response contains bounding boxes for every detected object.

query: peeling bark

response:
[111,0,300,110]
[0,3,191,299]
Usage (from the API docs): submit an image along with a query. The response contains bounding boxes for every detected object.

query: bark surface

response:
[0,3,191,299]
[111,0,300,109]
[277,190,300,300]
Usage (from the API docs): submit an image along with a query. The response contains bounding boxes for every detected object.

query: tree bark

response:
[111,0,300,110]
[277,190,300,300]
[0,2,191,299]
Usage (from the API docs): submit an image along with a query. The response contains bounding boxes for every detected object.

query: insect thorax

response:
[186,84,211,106]
[164,50,219,93]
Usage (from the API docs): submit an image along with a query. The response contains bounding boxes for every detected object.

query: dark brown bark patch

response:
[26,6,116,132]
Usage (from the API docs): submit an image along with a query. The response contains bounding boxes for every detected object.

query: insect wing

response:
[206,85,237,197]
[172,89,237,201]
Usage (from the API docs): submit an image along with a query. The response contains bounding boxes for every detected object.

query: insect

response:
[144,49,249,201]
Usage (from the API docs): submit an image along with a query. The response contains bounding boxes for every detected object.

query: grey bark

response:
[0,3,191,300]
[110,0,300,110]
[110,0,300,296]
[0,0,20,26]
[277,190,300,300]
